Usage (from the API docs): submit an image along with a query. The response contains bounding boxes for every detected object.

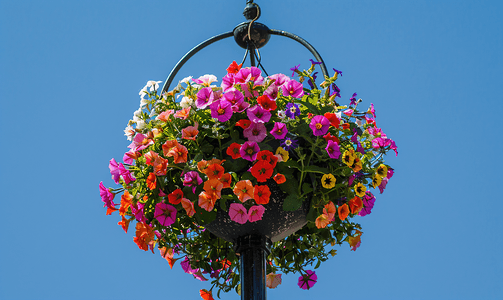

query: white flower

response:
[196,74,217,87]
[180,76,193,84]
[277,110,286,119]
[180,96,193,109]
[355,118,363,127]
[140,98,149,108]
[140,81,162,97]
[139,88,148,99]
[133,108,143,122]
[124,125,135,141]
[136,119,146,130]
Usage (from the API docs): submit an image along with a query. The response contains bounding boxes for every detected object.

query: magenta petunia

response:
[281,79,304,98]
[99,181,116,209]
[270,122,288,139]
[223,89,244,106]
[234,67,264,97]
[118,163,135,184]
[131,201,146,223]
[247,105,271,123]
[359,192,376,216]
[240,141,260,161]
[210,100,233,122]
[183,171,203,193]
[297,270,317,290]
[128,133,153,151]
[109,158,121,184]
[243,122,267,143]
[221,73,235,92]
[154,202,177,226]
[229,203,248,224]
[325,140,341,159]
[196,87,214,109]
[309,115,330,136]
[248,205,265,222]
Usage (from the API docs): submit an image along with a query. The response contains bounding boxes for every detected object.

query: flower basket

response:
[99,60,397,299]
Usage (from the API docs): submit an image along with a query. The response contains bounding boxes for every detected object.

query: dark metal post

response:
[236,235,271,300]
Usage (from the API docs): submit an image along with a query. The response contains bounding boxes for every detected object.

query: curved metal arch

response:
[161,29,329,93]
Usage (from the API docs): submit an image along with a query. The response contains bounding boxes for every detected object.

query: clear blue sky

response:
[1,0,502,299]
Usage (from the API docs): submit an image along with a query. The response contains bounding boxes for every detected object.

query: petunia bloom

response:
[285,103,300,119]
[195,87,214,109]
[338,203,349,221]
[182,123,199,140]
[321,174,336,189]
[181,198,195,217]
[270,122,288,139]
[198,191,217,211]
[210,100,233,122]
[325,140,341,159]
[168,189,184,205]
[254,185,271,204]
[199,289,215,300]
[233,180,254,202]
[280,137,298,151]
[297,270,317,290]
[248,205,265,222]
[257,94,277,111]
[183,171,203,193]
[266,273,282,289]
[282,79,304,98]
[226,142,242,159]
[309,115,330,136]
[250,160,274,183]
[154,203,177,226]
[247,105,271,123]
[243,122,267,143]
[273,173,286,184]
[229,203,248,224]
[240,141,260,161]
[99,181,116,209]
[348,196,363,214]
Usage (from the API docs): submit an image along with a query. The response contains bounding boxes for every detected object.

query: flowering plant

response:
[100,61,397,299]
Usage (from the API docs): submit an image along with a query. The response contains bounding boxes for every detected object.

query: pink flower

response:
[154,203,177,226]
[281,79,304,98]
[118,163,135,184]
[229,203,248,224]
[247,105,271,123]
[266,273,282,289]
[309,115,330,136]
[325,140,341,159]
[183,171,203,193]
[193,74,217,86]
[131,201,146,223]
[248,205,265,222]
[221,73,235,92]
[210,100,233,122]
[196,87,214,109]
[156,110,174,122]
[239,141,260,161]
[99,181,115,209]
[223,89,244,106]
[128,133,153,151]
[343,109,354,116]
[243,122,267,143]
[109,158,121,184]
[269,122,288,139]
[234,67,264,97]
[297,270,317,290]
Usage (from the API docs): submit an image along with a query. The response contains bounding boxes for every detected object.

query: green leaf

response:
[302,183,313,195]
[304,165,329,174]
[283,194,303,211]
[295,98,320,115]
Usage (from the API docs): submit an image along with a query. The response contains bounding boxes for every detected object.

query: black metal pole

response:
[236,235,271,300]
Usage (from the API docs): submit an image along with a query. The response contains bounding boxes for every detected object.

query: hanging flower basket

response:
[99,61,397,298]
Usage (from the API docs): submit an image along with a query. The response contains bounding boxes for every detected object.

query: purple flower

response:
[221,73,235,92]
[280,137,298,151]
[243,121,267,143]
[154,202,177,226]
[269,73,290,86]
[297,270,317,290]
[195,87,214,109]
[307,72,318,89]
[270,122,288,139]
[109,158,121,184]
[290,64,300,77]
[325,140,340,159]
[330,83,341,98]
[333,68,343,76]
[99,181,115,209]
[183,171,203,193]
[309,59,322,65]
[247,105,271,123]
[285,103,300,119]
[371,137,391,149]
[350,93,358,106]
[309,115,330,136]
[281,79,304,98]
[378,177,389,194]
[390,139,398,156]
[131,201,146,223]
[223,89,244,107]
[210,100,233,122]
[359,192,376,216]
[240,141,260,161]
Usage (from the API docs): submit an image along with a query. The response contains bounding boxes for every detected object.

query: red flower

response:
[254,185,271,204]
[205,163,225,180]
[236,119,251,129]
[168,189,184,204]
[146,172,156,190]
[226,61,242,74]
[257,95,277,111]
[338,203,349,221]
[226,142,242,159]
[256,150,278,168]
[348,196,363,214]
[250,160,274,182]
[323,132,340,144]
[273,173,286,184]
[324,112,341,128]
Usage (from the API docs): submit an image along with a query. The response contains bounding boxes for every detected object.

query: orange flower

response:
[197,160,209,173]
[181,198,195,217]
[348,229,363,251]
[146,172,156,190]
[198,191,217,211]
[167,144,188,164]
[106,206,118,215]
[226,142,242,159]
[160,247,176,269]
[315,214,330,229]
[199,289,215,300]
[338,203,349,221]
[203,178,223,199]
[219,173,232,189]
[156,109,174,122]
[145,151,160,166]
[168,189,184,204]
[342,123,350,130]
[119,191,133,217]
[205,163,224,180]
[182,123,199,140]
[153,156,168,176]
[162,139,179,156]
[226,61,242,74]
[273,173,286,184]
[174,107,191,120]
[233,180,254,202]
[254,185,271,204]
[251,160,274,182]
[118,216,131,233]
[323,201,336,220]
[348,196,363,214]
[133,222,155,251]
[351,157,362,173]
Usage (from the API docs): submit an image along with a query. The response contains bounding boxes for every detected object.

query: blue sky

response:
[1,0,502,299]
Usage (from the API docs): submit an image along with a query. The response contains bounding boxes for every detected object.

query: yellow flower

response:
[275,147,289,162]
[321,173,336,189]
[351,157,362,173]
[354,182,366,197]
[342,149,355,167]
[376,164,388,178]
[372,174,382,188]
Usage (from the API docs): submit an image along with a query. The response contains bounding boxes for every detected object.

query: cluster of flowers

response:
[99,61,396,299]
